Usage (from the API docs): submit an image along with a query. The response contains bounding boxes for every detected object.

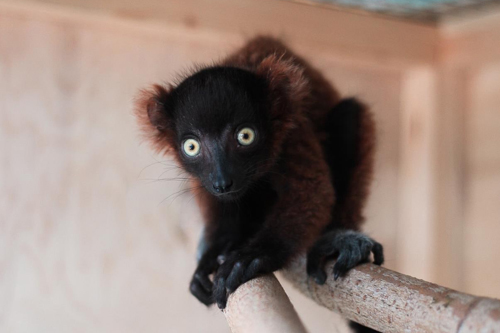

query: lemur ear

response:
[255,54,309,126]
[255,54,309,149]
[137,84,173,130]
[135,84,177,155]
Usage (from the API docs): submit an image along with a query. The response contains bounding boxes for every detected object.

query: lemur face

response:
[168,67,272,200]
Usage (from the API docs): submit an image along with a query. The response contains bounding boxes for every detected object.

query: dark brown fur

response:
[135,36,382,318]
[221,37,375,231]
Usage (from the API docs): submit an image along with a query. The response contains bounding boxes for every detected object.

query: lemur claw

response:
[189,268,214,305]
[307,230,384,284]
[213,251,270,309]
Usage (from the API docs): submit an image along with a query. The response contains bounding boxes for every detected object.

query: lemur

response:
[136,36,383,333]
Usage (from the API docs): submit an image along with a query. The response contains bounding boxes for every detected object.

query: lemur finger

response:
[372,242,384,265]
[358,238,373,260]
[311,266,328,285]
[189,279,213,306]
[333,252,350,280]
[242,258,263,283]
[214,276,228,310]
[306,251,327,285]
[348,243,362,269]
[226,261,245,292]
[217,254,227,265]
[193,271,213,293]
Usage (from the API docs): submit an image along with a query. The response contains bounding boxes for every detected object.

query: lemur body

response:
[135,37,383,325]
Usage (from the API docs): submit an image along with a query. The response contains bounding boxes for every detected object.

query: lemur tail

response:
[322,98,376,231]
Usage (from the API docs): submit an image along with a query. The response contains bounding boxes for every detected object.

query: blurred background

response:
[1,0,499,332]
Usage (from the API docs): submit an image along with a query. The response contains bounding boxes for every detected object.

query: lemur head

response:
[136,57,308,201]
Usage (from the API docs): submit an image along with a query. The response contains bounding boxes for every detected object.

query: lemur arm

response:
[189,194,241,306]
[307,99,383,286]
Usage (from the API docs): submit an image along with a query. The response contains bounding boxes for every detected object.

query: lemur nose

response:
[213,180,233,193]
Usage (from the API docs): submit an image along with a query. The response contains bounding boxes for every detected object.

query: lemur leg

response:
[212,237,290,309]
[195,227,229,265]
[190,226,237,305]
[306,230,383,284]
[307,98,383,285]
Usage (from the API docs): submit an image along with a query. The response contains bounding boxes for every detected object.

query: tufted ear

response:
[256,54,309,126]
[255,54,310,149]
[134,84,177,155]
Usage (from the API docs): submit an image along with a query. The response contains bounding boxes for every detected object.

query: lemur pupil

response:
[189,144,194,150]
[243,134,249,139]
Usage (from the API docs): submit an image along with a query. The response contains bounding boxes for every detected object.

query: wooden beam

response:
[397,66,438,281]
[440,9,500,67]
[1,0,438,67]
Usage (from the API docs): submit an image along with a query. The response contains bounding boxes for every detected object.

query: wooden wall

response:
[0,0,499,332]
[435,12,500,295]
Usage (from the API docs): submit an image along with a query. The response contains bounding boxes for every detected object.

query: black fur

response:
[312,98,383,333]
[325,98,363,209]
[170,67,273,201]
[191,180,279,308]
[136,37,384,315]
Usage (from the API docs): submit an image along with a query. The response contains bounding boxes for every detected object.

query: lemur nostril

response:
[213,180,233,193]
[223,181,233,191]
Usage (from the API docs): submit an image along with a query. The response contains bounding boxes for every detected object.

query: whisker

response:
[156,168,187,181]
[137,160,165,179]
[158,185,204,207]
[142,177,191,183]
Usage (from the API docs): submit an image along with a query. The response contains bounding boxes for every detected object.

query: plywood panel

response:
[432,66,468,291]
[0,3,404,333]
[1,0,439,67]
[0,8,232,333]
[464,62,500,298]
[397,67,438,281]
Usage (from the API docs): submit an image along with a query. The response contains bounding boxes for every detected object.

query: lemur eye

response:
[183,138,200,157]
[237,127,256,146]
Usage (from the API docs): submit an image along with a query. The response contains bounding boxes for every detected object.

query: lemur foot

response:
[190,266,215,306]
[213,249,279,309]
[189,253,231,306]
[190,232,235,306]
[306,230,384,285]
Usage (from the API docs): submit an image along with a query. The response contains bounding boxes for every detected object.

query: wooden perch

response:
[224,256,500,333]
[224,274,308,333]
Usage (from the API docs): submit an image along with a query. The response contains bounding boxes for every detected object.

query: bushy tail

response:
[322,98,376,231]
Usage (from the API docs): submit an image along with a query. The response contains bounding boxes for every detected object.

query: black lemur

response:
[135,36,383,330]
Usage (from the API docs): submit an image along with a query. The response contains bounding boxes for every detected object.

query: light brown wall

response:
[0,1,499,332]
[0,2,403,332]
[436,13,500,296]
[463,62,500,297]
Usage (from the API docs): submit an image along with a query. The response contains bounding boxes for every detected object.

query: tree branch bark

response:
[223,274,308,333]
[224,255,500,333]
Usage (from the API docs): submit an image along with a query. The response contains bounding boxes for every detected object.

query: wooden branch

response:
[224,274,308,333]
[283,256,500,332]
[224,256,500,333]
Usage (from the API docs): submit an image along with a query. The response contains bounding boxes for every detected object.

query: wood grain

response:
[282,257,500,333]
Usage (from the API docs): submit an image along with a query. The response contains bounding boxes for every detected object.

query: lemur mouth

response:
[212,187,245,201]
